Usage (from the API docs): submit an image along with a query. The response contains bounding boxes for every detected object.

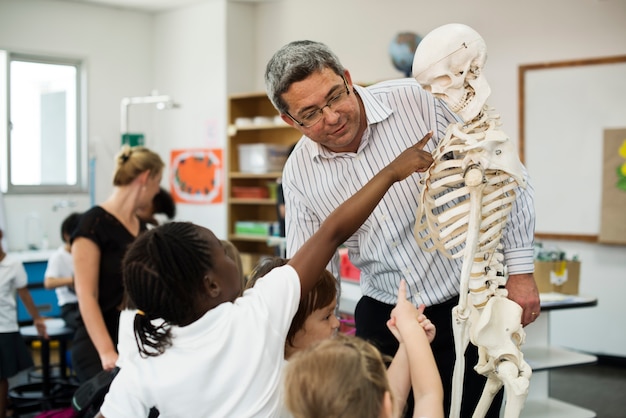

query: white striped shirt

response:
[283,78,535,307]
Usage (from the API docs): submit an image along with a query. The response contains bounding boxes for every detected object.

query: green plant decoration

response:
[617,139,626,191]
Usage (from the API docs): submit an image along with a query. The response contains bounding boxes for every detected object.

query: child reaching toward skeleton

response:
[248,257,439,417]
[97,133,434,417]
[245,257,341,360]
[284,280,443,418]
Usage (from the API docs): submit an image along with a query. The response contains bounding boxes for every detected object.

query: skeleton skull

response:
[413,23,490,122]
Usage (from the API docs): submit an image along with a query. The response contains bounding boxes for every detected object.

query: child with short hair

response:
[0,229,47,418]
[245,257,340,360]
[97,134,434,417]
[44,212,82,330]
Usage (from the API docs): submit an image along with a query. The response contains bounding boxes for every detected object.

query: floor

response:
[7,345,77,418]
[7,354,626,417]
[549,360,626,418]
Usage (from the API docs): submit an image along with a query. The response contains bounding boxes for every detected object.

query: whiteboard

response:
[520,57,626,239]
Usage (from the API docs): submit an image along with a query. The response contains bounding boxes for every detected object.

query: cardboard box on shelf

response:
[237,143,290,174]
[534,260,580,295]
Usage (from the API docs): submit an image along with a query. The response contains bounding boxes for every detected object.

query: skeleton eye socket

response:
[433,75,453,87]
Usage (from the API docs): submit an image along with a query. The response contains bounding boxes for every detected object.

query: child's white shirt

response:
[0,255,28,332]
[44,245,78,306]
[101,264,300,418]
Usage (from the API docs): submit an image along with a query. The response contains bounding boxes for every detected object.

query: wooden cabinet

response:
[227,92,301,274]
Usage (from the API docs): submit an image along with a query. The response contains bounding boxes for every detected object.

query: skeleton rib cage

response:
[415,118,518,261]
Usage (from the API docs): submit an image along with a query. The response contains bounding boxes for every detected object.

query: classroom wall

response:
[0,0,625,357]
[152,0,229,236]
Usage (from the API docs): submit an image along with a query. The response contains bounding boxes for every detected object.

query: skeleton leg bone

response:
[471,297,531,418]
[450,164,485,417]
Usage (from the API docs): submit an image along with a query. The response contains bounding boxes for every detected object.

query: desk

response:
[9,323,77,411]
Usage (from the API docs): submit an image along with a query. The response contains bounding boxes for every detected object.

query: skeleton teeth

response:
[452,88,475,113]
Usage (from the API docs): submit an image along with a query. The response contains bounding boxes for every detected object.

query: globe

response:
[389,32,422,77]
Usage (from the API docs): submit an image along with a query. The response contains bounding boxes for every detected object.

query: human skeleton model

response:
[412,24,532,418]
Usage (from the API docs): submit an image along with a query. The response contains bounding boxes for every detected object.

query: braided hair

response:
[122,222,213,357]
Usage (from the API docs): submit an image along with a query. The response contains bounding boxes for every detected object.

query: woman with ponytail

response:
[71,145,164,383]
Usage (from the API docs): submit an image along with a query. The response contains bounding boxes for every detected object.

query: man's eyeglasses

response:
[286,77,351,128]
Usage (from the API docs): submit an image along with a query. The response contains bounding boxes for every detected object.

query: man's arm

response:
[506,272,540,326]
[503,168,540,325]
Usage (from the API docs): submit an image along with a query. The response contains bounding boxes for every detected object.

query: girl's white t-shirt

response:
[102,264,300,418]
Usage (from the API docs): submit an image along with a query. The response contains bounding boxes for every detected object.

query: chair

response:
[9,321,79,413]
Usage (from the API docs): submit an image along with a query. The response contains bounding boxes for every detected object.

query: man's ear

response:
[281,114,301,130]
[343,69,354,86]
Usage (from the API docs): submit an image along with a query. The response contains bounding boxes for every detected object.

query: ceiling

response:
[65,0,269,13]
[64,0,204,12]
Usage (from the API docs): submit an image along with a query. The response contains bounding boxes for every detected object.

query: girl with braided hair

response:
[71,145,164,383]
[97,133,434,418]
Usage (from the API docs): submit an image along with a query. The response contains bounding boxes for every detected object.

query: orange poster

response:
[170,149,223,204]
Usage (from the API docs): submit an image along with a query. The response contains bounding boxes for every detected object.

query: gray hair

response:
[264,40,345,115]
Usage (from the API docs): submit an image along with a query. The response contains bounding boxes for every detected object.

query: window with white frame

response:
[0,50,85,194]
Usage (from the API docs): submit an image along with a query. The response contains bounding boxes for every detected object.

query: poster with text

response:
[599,128,626,244]
[170,148,223,205]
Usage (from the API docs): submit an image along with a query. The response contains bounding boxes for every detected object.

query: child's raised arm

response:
[388,280,443,418]
[288,132,433,297]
